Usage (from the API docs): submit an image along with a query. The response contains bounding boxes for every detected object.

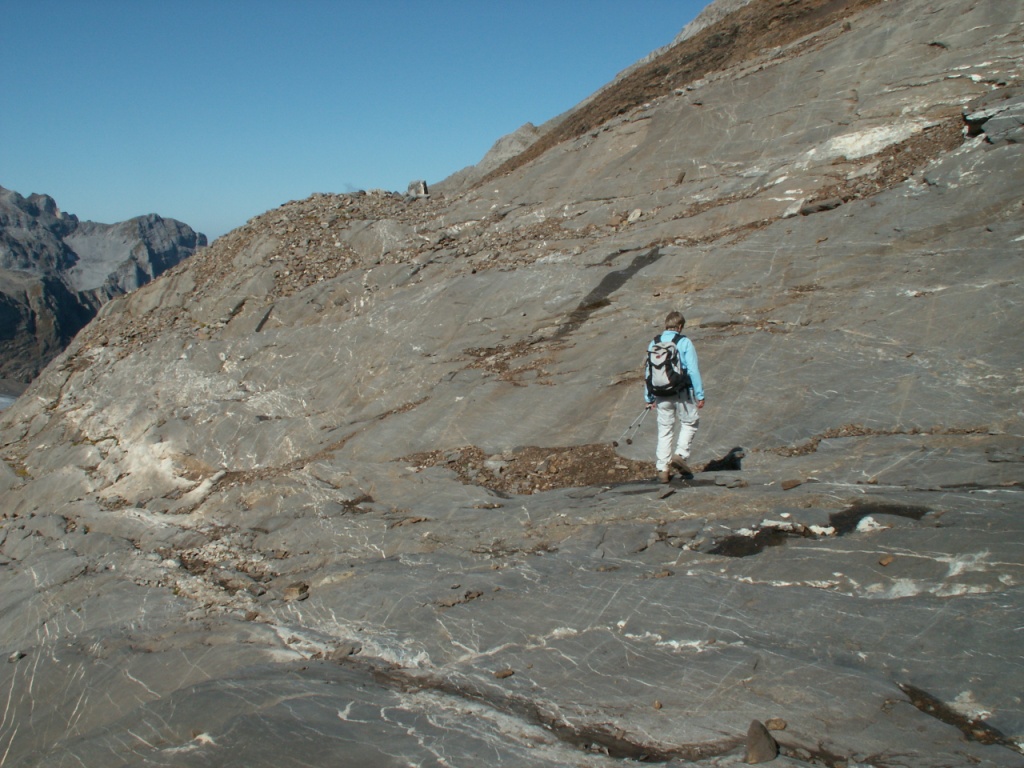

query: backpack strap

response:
[652,332,683,346]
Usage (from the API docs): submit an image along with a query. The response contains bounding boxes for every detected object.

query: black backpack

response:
[645,332,691,397]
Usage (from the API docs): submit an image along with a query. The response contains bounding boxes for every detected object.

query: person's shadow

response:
[702,447,745,472]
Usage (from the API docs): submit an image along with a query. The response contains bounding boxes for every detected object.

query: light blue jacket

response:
[645,330,704,403]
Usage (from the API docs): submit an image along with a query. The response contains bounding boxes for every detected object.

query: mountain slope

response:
[0,1,1022,765]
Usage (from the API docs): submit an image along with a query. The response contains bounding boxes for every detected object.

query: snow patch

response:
[951,691,993,721]
[550,627,579,640]
[160,732,218,755]
[801,122,927,166]
[856,516,891,533]
[940,550,990,578]
[865,578,923,598]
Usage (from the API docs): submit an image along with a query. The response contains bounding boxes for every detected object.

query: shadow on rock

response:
[702,447,746,472]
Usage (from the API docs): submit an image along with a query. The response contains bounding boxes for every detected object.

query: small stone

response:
[745,719,779,763]
[879,554,895,567]
[326,642,363,661]
[653,700,663,710]
[283,582,310,601]
[781,479,803,491]
[799,197,844,215]
[494,668,515,679]
[764,717,787,731]
[8,651,26,663]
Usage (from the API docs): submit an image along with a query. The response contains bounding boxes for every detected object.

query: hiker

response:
[644,311,705,483]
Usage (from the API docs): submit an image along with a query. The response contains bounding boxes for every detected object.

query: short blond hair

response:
[665,311,685,329]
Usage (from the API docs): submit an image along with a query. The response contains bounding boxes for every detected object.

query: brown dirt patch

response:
[403,443,655,495]
[807,116,966,207]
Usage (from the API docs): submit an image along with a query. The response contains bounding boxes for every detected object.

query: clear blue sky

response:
[3,1,708,240]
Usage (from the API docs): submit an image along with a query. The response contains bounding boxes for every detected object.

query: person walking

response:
[644,311,705,483]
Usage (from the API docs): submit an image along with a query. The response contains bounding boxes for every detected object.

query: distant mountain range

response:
[0,185,205,383]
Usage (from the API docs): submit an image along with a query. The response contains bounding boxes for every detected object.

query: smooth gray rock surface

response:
[1,1,1022,765]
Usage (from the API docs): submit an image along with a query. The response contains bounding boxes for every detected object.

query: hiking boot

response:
[671,455,693,476]
[657,469,671,484]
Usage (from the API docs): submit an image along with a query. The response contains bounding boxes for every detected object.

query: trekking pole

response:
[613,407,650,447]
[625,407,650,445]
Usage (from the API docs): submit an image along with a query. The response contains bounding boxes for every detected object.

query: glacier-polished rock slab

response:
[1,0,1022,765]
[4,655,632,768]
[2,465,1020,766]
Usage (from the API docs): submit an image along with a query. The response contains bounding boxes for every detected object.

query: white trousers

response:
[654,391,699,471]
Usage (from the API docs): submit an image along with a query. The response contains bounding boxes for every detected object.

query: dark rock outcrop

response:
[0,1,1021,766]
[963,86,1024,145]
[0,185,205,382]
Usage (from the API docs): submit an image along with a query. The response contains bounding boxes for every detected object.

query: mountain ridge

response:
[0,184,206,383]
[474,0,890,187]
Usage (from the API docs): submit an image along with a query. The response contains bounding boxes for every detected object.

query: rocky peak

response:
[0,185,205,382]
[25,191,58,218]
[0,186,74,237]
